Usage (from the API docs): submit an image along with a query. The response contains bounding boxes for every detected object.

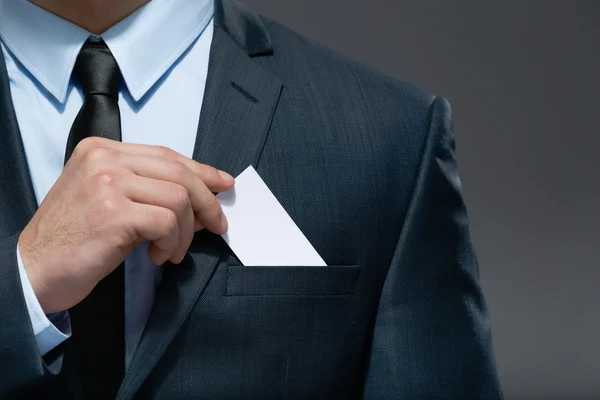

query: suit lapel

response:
[0,48,38,240]
[117,1,283,397]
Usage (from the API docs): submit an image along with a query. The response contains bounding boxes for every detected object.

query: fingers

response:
[121,175,195,264]
[76,137,234,192]
[128,202,179,265]
[118,154,227,235]
[72,137,233,265]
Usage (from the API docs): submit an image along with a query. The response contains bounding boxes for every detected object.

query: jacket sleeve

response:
[0,231,65,397]
[357,97,502,399]
[16,243,71,356]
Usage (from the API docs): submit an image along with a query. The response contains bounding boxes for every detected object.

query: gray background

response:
[243,0,600,398]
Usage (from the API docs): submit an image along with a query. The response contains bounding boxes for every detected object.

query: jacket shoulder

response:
[260,17,437,120]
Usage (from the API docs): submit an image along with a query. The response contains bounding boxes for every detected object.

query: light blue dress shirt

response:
[0,0,214,369]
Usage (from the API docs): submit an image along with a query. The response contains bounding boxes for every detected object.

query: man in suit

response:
[0,0,501,398]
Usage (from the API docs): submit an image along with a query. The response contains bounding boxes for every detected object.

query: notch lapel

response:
[117,2,283,397]
[0,48,37,240]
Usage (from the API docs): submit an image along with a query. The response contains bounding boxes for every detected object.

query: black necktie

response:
[65,41,125,400]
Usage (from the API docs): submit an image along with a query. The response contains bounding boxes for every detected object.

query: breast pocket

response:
[225,265,360,296]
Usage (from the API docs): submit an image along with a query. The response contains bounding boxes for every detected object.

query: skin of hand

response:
[18,136,234,313]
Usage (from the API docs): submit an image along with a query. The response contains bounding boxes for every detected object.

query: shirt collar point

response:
[55,85,69,105]
[29,70,69,105]
[128,85,145,103]
[125,74,158,103]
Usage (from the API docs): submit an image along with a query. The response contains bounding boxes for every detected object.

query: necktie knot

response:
[74,40,121,99]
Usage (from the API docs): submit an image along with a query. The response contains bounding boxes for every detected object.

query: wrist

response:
[18,235,56,314]
[23,263,53,313]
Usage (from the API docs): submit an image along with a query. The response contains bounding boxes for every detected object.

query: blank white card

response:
[216,166,326,266]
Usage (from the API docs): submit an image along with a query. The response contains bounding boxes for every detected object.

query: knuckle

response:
[203,165,218,177]
[89,172,121,206]
[155,145,174,158]
[83,136,104,146]
[97,198,119,217]
[201,193,221,222]
[169,161,188,181]
[188,161,206,176]
[161,209,178,233]
[206,193,218,209]
[171,185,190,209]
[72,137,103,157]
[85,146,116,164]
[91,172,119,188]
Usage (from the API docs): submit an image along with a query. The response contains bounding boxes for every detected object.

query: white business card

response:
[216,166,326,266]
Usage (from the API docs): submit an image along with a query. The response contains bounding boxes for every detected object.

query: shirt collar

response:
[0,0,214,103]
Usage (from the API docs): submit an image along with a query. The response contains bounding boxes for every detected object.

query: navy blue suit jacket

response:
[0,0,501,398]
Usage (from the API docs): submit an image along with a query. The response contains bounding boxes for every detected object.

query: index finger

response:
[88,138,235,192]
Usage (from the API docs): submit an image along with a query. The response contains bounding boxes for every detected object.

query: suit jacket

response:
[0,0,502,398]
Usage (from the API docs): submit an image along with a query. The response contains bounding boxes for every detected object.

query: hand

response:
[18,137,234,313]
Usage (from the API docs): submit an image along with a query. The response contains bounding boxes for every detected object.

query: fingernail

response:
[220,212,228,232]
[218,170,234,183]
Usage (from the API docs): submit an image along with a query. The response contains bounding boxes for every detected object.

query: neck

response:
[29,0,151,34]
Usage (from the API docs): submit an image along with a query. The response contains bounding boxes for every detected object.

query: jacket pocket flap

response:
[226,265,360,296]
